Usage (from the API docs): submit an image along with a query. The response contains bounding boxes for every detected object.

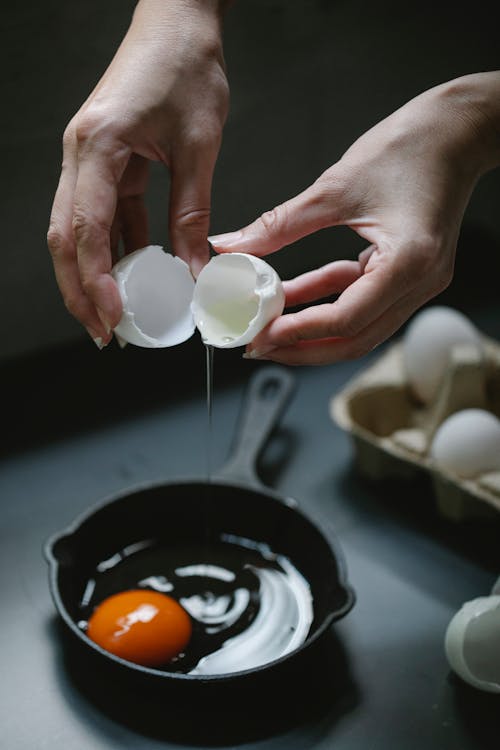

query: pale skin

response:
[47,8,500,360]
[47,0,229,347]
[210,72,500,365]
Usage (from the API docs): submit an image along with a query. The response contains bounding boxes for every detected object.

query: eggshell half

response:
[445,595,500,693]
[111,246,195,348]
[191,253,285,348]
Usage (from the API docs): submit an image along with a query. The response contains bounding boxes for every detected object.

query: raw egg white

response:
[111,246,195,347]
[191,253,285,348]
[445,594,500,693]
[402,306,482,403]
[87,589,192,667]
[430,408,500,478]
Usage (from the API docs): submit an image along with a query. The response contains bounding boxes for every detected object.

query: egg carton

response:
[330,335,500,521]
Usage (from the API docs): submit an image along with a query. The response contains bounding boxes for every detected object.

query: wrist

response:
[434,72,500,176]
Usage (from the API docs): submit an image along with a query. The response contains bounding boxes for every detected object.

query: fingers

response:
[209,180,335,257]
[47,130,107,342]
[249,248,407,352]
[251,291,426,366]
[72,140,131,331]
[244,242,427,364]
[169,141,219,277]
[283,259,363,307]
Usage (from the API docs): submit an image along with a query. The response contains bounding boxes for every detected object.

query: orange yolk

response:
[87,589,192,667]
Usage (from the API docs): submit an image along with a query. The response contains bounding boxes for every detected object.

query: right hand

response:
[210,73,500,365]
[47,0,229,346]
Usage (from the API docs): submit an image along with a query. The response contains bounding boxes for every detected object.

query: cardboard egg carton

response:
[330,335,500,521]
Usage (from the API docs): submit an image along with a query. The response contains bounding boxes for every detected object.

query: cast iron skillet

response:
[45,365,355,695]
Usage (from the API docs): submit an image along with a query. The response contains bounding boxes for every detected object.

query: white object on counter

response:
[445,592,500,693]
[402,306,483,403]
[430,408,500,479]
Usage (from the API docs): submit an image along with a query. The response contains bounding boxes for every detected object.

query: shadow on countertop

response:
[47,616,360,747]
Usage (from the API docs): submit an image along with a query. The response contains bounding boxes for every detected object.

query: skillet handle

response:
[214,365,295,487]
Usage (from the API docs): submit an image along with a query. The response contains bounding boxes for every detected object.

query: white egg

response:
[111,246,195,348]
[430,409,500,478]
[402,306,482,403]
[191,253,285,348]
[445,594,500,693]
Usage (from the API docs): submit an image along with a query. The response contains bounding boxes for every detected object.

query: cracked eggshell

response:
[402,306,483,403]
[445,595,500,693]
[191,253,285,348]
[111,246,195,348]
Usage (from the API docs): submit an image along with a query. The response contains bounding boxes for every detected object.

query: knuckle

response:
[47,225,66,257]
[312,169,348,220]
[74,107,121,151]
[183,109,223,152]
[401,236,452,295]
[259,204,288,237]
[71,207,109,243]
[80,276,97,299]
[173,207,211,231]
[62,121,76,150]
[71,210,88,241]
[74,113,100,147]
[184,121,222,152]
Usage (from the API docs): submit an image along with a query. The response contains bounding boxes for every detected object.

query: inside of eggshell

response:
[194,255,260,343]
[125,252,194,342]
[462,603,500,685]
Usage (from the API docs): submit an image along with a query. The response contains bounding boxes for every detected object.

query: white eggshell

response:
[111,246,195,348]
[445,595,500,693]
[191,253,285,348]
[402,306,482,403]
[430,409,500,478]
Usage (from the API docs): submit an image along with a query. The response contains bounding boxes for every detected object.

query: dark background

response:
[0,2,499,749]
[1,0,499,362]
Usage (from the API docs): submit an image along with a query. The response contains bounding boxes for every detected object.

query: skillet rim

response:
[44,476,356,683]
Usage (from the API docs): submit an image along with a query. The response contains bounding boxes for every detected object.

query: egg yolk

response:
[87,589,192,667]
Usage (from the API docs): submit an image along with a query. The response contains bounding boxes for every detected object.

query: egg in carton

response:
[330,306,500,521]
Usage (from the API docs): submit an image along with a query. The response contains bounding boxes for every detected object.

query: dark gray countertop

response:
[1,311,499,750]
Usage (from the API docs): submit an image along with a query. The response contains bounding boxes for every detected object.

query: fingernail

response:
[114,332,128,349]
[243,346,276,359]
[86,328,106,350]
[208,231,242,249]
[96,308,112,335]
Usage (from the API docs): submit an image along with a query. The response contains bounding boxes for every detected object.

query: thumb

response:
[208,178,337,256]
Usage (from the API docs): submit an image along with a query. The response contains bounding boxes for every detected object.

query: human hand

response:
[48,0,229,347]
[210,72,500,365]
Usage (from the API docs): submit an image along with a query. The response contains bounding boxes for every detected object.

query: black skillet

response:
[45,365,355,696]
